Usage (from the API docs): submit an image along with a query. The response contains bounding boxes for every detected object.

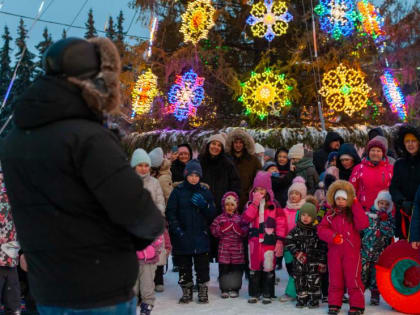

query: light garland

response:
[246,0,293,42]
[380,69,407,121]
[318,63,371,116]
[314,0,358,40]
[180,0,215,45]
[131,69,159,117]
[168,69,205,121]
[146,16,158,58]
[238,68,294,119]
[356,0,386,50]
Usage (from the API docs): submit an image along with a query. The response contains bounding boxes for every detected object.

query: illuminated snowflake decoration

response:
[319,63,371,116]
[131,69,159,117]
[246,0,293,42]
[180,0,215,45]
[167,69,205,121]
[314,0,358,40]
[380,69,407,121]
[238,68,294,119]
[357,0,386,50]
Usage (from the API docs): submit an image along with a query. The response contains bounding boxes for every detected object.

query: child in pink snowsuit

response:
[210,192,248,298]
[317,180,369,315]
[242,171,283,304]
[278,176,307,302]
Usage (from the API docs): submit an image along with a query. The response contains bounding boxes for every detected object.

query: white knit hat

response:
[288,143,304,159]
[334,189,348,200]
[374,190,393,212]
[130,149,151,168]
[149,147,164,168]
[208,134,226,149]
[254,143,265,154]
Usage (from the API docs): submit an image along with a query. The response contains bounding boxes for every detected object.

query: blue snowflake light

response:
[246,0,293,42]
[315,0,358,40]
[167,69,205,121]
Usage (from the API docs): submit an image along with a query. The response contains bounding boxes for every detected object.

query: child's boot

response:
[348,307,364,315]
[197,283,209,303]
[328,305,341,315]
[140,303,153,315]
[262,272,273,304]
[179,283,193,304]
[229,290,239,298]
[308,299,320,308]
[370,289,380,305]
[221,291,229,299]
[296,298,307,308]
[248,270,262,302]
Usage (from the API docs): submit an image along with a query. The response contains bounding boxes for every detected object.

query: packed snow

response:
[148,258,400,315]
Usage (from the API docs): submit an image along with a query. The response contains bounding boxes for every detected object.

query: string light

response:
[319,63,371,116]
[131,69,159,118]
[180,0,215,45]
[246,0,293,42]
[357,0,386,50]
[380,69,407,121]
[314,0,358,40]
[167,69,205,121]
[146,16,158,58]
[238,68,294,119]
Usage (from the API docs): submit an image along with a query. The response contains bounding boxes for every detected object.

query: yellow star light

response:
[180,0,216,45]
[131,69,159,116]
[239,69,294,119]
[319,63,371,116]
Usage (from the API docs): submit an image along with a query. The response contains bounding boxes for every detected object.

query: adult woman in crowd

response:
[336,143,361,181]
[273,148,295,207]
[170,144,193,182]
[350,137,393,210]
[390,124,420,239]
[199,134,241,261]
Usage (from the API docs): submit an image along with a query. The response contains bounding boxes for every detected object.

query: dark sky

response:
[0,0,150,59]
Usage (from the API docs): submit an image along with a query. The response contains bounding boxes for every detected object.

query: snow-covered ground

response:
[146,259,401,315]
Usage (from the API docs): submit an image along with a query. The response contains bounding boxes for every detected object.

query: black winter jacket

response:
[166,181,216,255]
[313,132,344,175]
[0,77,164,308]
[336,143,361,181]
[171,159,187,183]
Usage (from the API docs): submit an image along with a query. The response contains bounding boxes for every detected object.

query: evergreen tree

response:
[85,9,97,39]
[116,10,124,43]
[62,28,67,39]
[105,16,116,41]
[14,19,35,98]
[0,26,12,98]
[34,27,53,77]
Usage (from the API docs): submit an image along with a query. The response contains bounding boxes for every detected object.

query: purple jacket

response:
[210,192,248,264]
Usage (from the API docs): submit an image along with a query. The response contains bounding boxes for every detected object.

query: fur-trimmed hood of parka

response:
[392,124,420,158]
[326,180,356,208]
[225,128,256,155]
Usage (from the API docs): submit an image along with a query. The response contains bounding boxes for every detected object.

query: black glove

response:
[401,201,413,216]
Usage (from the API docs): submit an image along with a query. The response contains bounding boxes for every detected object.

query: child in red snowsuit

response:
[242,171,283,304]
[317,180,369,315]
[211,192,248,298]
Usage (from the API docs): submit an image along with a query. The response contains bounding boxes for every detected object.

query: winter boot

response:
[370,289,380,305]
[221,292,229,299]
[328,305,341,315]
[248,270,262,300]
[155,285,164,293]
[229,290,239,298]
[296,300,306,308]
[308,300,320,308]
[179,283,193,304]
[262,271,274,303]
[248,297,258,304]
[348,308,364,315]
[197,283,209,304]
[140,303,153,315]
[279,294,294,302]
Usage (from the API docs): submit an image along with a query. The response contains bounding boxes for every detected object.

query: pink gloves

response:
[252,192,264,206]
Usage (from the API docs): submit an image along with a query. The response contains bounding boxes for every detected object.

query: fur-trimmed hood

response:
[326,180,356,208]
[393,124,420,158]
[68,37,121,114]
[225,129,256,155]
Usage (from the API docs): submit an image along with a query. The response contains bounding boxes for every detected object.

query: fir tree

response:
[105,16,116,41]
[62,28,67,39]
[85,9,97,39]
[0,26,12,98]
[14,19,35,98]
[34,27,53,77]
[116,10,125,43]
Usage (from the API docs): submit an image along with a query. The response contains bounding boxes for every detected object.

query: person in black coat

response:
[171,143,193,182]
[273,148,296,207]
[390,124,420,239]
[199,134,241,262]
[336,143,361,181]
[0,38,164,312]
[166,160,216,304]
[313,132,344,175]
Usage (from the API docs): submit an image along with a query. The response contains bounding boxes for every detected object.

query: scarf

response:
[286,198,306,210]
[259,199,266,243]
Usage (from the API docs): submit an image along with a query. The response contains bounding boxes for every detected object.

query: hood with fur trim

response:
[68,37,121,114]
[225,129,256,155]
[326,180,356,208]
[393,124,420,158]
[373,190,393,212]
